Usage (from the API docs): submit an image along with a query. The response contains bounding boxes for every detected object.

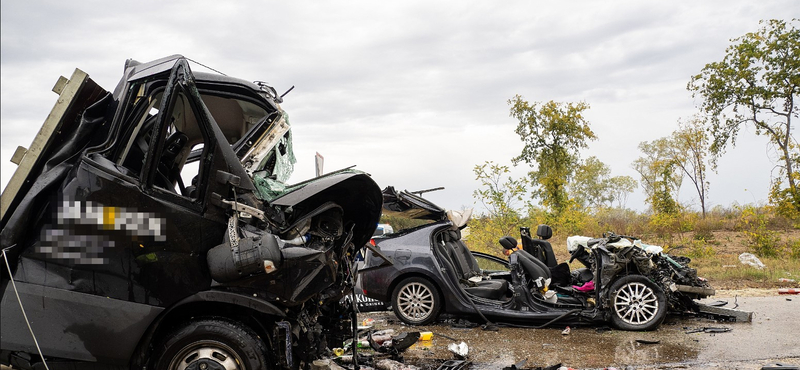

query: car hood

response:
[381,186,447,221]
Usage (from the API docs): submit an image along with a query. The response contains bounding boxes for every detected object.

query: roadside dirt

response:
[713,288,781,297]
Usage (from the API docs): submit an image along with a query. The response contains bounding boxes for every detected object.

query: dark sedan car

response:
[359,188,743,331]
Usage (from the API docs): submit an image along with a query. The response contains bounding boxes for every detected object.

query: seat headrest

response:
[499,236,517,250]
[536,224,553,240]
[449,229,461,241]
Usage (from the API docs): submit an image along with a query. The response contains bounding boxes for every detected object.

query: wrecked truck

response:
[1,55,382,370]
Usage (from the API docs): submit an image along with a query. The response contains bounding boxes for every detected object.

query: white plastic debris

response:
[448,341,469,359]
[376,359,420,370]
[566,235,592,252]
[607,238,633,249]
[638,240,663,254]
[739,252,766,269]
[446,208,473,229]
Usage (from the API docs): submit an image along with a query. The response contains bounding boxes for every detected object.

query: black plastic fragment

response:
[438,359,472,370]
[684,327,732,334]
[762,364,800,370]
[595,326,613,333]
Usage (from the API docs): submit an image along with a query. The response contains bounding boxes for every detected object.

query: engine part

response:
[207,228,282,283]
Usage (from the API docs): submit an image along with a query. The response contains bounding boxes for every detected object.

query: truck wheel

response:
[154,318,268,370]
[392,277,442,325]
[608,275,667,331]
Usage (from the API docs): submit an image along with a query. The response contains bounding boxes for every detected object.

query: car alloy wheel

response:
[392,277,441,325]
[608,275,667,331]
[613,281,659,325]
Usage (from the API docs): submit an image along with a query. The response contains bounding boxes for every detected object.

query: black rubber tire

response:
[391,276,442,325]
[153,318,269,370]
[608,275,667,331]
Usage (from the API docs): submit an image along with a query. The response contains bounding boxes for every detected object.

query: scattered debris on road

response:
[684,327,733,334]
[447,342,469,359]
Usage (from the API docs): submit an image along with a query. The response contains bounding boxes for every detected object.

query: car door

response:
[0,58,234,365]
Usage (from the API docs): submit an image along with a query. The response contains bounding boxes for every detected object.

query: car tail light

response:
[369,238,376,246]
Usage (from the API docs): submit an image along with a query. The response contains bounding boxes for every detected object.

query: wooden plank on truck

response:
[0,68,103,220]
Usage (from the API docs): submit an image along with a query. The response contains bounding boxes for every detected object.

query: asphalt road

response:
[1,294,797,369]
[357,294,800,369]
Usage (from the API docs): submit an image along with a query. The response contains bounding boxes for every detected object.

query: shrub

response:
[687,238,716,258]
[738,205,783,257]
[789,239,800,260]
[693,218,717,241]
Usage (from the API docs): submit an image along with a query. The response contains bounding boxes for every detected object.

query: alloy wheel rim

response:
[169,340,243,370]
[397,282,434,321]
[613,282,659,325]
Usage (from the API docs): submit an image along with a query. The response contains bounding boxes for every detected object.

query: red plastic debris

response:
[778,288,800,295]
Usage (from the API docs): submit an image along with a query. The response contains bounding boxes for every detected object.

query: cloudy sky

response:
[1,1,795,214]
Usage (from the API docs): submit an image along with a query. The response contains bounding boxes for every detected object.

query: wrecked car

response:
[359,188,750,331]
[1,55,382,369]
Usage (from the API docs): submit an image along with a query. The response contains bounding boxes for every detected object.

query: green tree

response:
[670,117,712,218]
[608,176,639,209]
[508,96,596,215]
[468,161,527,253]
[571,156,637,209]
[688,19,800,216]
[633,138,682,214]
[472,161,527,219]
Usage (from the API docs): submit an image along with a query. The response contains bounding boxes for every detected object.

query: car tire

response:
[608,275,667,331]
[153,318,269,370]
[391,276,442,325]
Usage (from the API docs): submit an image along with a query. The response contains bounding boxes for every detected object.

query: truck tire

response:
[153,318,269,370]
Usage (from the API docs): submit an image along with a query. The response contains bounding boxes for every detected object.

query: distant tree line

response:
[467,19,798,252]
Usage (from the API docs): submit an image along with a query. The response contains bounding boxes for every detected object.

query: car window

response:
[473,253,509,272]
[116,90,164,177]
[199,93,268,145]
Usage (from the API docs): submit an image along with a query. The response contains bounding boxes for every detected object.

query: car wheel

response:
[608,275,667,331]
[392,277,442,325]
[154,318,269,370]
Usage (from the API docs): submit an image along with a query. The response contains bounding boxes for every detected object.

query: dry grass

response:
[690,255,800,289]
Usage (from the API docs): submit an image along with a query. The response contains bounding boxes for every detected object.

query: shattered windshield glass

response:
[243,111,298,201]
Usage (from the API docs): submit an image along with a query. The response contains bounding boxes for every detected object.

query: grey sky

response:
[1,1,795,214]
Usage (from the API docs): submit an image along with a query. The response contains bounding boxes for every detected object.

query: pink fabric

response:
[573,280,595,292]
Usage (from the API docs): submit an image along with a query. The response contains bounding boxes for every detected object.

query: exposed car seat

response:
[439,231,508,300]
[500,236,551,285]
[514,249,552,283]
[520,225,558,268]
[184,174,199,198]
[155,131,189,191]
[518,227,571,288]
